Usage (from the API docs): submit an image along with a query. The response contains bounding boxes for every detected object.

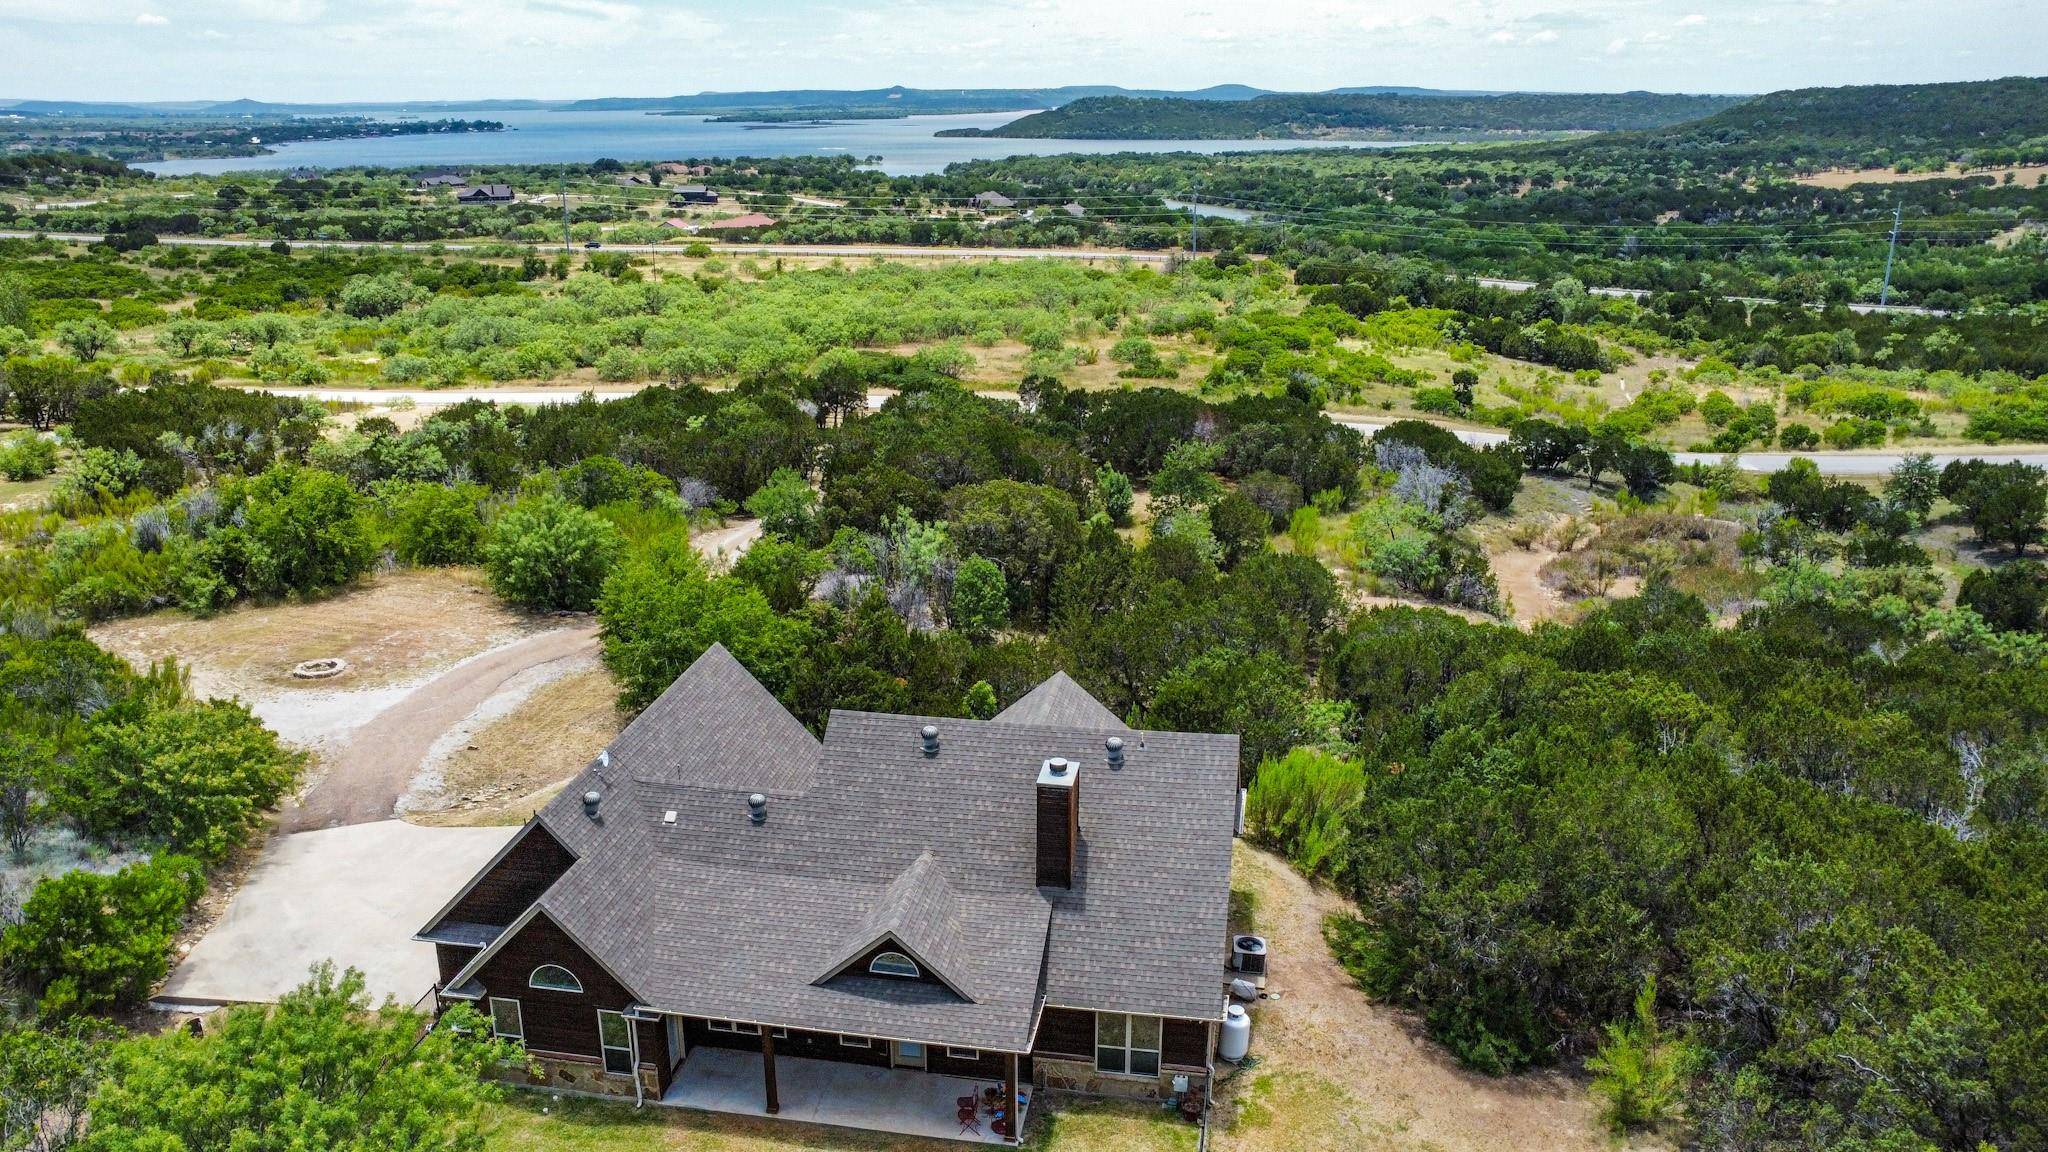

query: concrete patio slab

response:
[158,820,518,1007]
[662,1046,1028,1146]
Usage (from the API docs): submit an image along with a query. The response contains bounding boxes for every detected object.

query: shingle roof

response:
[437,644,1236,1050]
[994,671,1126,730]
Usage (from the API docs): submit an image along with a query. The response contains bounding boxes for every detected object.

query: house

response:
[416,169,468,188]
[655,162,711,177]
[618,174,652,187]
[1061,202,1087,219]
[695,212,778,232]
[668,185,719,206]
[971,191,1017,210]
[420,646,1238,1143]
[660,218,694,230]
[454,184,515,204]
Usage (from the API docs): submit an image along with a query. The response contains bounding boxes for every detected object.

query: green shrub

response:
[57,699,303,862]
[0,431,58,481]
[949,555,1009,641]
[1246,748,1367,876]
[1587,976,1698,1133]
[378,480,486,567]
[2,854,205,1016]
[482,493,622,611]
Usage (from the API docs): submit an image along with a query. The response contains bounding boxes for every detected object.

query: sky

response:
[0,0,2039,103]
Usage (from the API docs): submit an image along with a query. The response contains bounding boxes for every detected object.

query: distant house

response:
[660,218,695,230]
[1062,202,1087,218]
[668,185,719,206]
[416,169,467,188]
[419,646,1239,1138]
[696,212,778,232]
[972,191,1017,210]
[455,184,515,204]
[286,167,320,181]
[618,174,651,187]
[655,162,711,177]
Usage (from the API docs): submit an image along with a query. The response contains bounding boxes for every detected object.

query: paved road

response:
[278,624,599,831]
[0,229,1168,265]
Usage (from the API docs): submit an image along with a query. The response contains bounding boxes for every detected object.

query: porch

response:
[660,1046,1029,1146]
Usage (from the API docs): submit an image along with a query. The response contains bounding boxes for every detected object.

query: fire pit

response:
[290,658,348,680]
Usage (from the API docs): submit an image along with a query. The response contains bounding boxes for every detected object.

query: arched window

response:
[529,964,583,993]
[867,951,921,979]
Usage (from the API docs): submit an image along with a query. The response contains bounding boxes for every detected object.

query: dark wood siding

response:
[472,911,636,1061]
[435,943,474,986]
[831,939,951,990]
[683,1019,892,1068]
[929,1044,1011,1080]
[1035,784,1074,887]
[443,824,575,927]
[1033,1007,1094,1059]
[637,1017,673,1094]
[1162,1018,1209,1068]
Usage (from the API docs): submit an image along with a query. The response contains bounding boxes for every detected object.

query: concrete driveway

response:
[157,820,517,1008]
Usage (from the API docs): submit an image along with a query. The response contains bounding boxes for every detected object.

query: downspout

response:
[631,1019,644,1108]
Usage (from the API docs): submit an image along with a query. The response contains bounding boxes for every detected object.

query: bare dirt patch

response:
[1792,164,2048,189]
[1215,844,1642,1152]
[89,567,549,704]
[406,659,623,828]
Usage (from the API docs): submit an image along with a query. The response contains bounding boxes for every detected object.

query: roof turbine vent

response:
[1106,736,1125,768]
[747,793,768,825]
[582,790,602,820]
[920,724,940,756]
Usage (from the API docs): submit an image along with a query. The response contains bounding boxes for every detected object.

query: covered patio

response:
[661,1046,1029,1146]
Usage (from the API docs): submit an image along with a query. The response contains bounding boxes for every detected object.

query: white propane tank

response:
[1219,1003,1252,1062]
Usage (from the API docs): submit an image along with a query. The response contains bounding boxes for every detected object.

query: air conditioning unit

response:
[1231,934,1268,977]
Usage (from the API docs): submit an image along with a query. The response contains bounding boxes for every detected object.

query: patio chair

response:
[957,1104,982,1137]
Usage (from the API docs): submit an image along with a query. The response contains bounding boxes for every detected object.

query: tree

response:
[54,321,114,363]
[381,481,486,567]
[1958,561,2048,633]
[336,273,420,319]
[0,274,30,333]
[58,699,302,863]
[949,556,1009,641]
[2,854,204,1016]
[0,431,57,482]
[0,1019,105,1152]
[1095,465,1134,526]
[1451,367,1479,409]
[962,680,999,720]
[1587,976,1697,1134]
[729,536,825,613]
[0,732,54,864]
[1949,462,2048,552]
[943,481,1082,624]
[1209,490,1272,569]
[482,495,621,612]
[183,466,376,607]
[597,535,813,711]
[1884,452,1942,520]
[744,467,820,542]
[80,965,508,1152]
[1144,649,1310,781]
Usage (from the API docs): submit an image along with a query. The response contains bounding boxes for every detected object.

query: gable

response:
[427,821,574,933]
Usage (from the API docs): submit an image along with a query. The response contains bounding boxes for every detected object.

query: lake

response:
[138,110,1420,178]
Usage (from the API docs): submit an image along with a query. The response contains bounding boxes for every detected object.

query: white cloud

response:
[1528,28,1560,43]
[1606,36,1629,53]
[1677,13,1707,25]
[135,12,168,25]
[1489,28,1517,42]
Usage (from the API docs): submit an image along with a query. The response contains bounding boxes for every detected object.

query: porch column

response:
[1004,1052,1020,1145]
[762,1030,779,1115]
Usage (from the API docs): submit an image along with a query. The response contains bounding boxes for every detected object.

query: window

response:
[529,964,583,993]
[597,1010,633,1076]
[1095,1013,1161,1078]
[707,1019,782,1038]
[868,950,921,979]
[839,1034,872,1048]
[946,1047,981,1060]
[489,997,524,1043]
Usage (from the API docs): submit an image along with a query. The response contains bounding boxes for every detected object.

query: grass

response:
[478,1091,1195,1152]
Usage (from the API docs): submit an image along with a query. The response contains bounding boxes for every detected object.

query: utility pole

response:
[1188,184,1199,259]
[1879,200,1902,306]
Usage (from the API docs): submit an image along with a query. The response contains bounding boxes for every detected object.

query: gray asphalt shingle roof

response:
[439,644,1236,1050]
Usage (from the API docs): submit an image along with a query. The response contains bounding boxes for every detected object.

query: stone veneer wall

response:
[1032,1056,1207,1102]
[496,1053,659,1101]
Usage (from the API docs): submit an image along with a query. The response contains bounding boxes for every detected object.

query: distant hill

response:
[560,84,1283,114]
[1631,75,2048,164]
[0,100,168,117]
[942,91,1746,139]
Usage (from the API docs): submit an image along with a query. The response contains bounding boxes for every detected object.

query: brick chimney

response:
[1036,757,1079,888]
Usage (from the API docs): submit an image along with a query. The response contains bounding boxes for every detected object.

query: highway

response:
[262,385,2041,476]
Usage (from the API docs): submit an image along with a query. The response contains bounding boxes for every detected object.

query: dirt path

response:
[1216,844,1633,1152]
[694,518,765,566]
[279,624,600,831]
